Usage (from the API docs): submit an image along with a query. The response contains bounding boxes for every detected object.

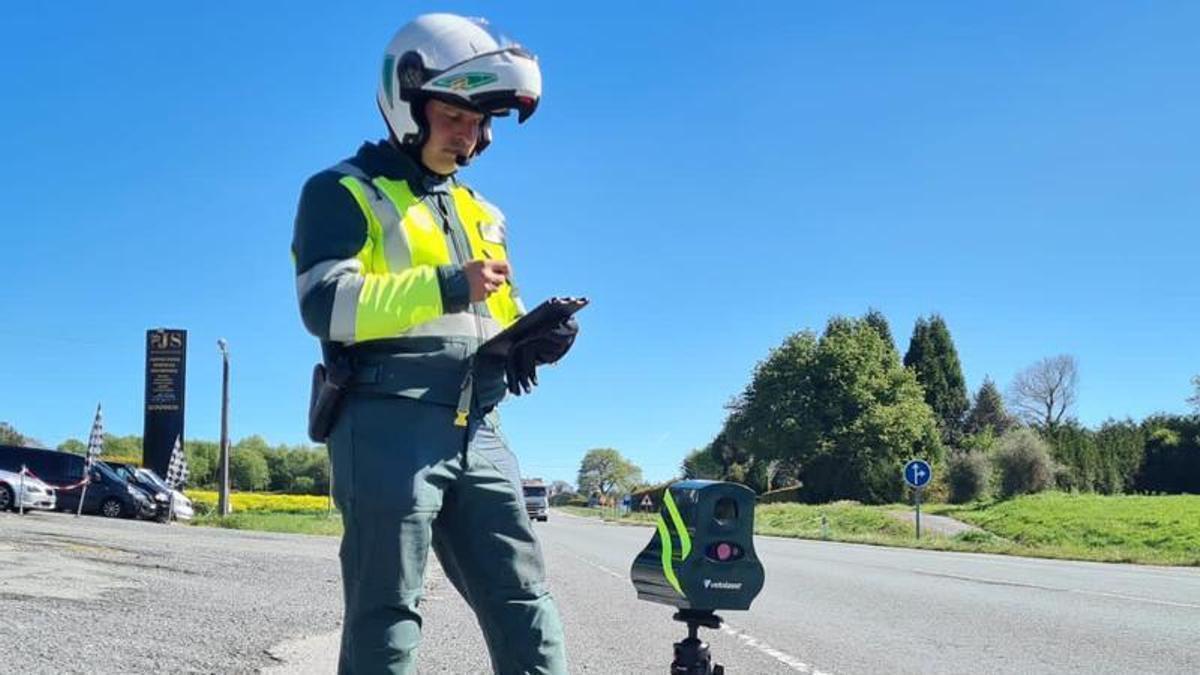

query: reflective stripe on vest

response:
[321,166,521,344]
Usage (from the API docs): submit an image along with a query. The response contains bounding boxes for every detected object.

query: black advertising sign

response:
[143,328,187,478]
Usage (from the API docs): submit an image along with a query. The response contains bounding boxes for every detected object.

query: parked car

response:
[106,462,194,521]
[0,445,156,519]
[0,467,56,512]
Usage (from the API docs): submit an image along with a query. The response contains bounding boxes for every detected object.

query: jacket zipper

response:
[433,192,485,431]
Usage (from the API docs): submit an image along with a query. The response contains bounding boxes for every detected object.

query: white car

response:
[166,487,194,521]
[0,467,56,512]
[134,468,194,521]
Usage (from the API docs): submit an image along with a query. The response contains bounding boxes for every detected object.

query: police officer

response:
[291,13,574,674]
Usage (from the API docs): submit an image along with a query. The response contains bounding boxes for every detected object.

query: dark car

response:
[0,445,157,519]
[107,462,195,521]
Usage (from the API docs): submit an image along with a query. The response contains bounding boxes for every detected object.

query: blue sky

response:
[1,2,1196,485]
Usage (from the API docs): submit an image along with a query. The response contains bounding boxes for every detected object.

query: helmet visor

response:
[423,20,542,123]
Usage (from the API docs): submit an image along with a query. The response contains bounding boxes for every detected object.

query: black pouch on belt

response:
[307,346,354,443]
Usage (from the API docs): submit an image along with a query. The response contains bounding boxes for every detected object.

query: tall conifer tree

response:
[904,315,969,441]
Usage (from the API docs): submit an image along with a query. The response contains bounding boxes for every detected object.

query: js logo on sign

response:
[150,331,184,350]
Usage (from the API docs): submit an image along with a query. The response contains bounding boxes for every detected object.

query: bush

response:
[994,429,1056,498]
[548,493,577,507]
[946,451,991,503]
[186,490,332,513]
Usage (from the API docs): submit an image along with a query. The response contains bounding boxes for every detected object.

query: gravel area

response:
[0,509,344,674]
[888,510,982,536]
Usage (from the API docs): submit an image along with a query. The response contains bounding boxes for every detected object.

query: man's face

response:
[420,98,484,174]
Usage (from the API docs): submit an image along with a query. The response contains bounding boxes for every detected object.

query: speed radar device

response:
[629,480,764,674]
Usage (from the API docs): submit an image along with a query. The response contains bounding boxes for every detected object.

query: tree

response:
[1044,421,1099,491]
[680,447,723,480]
[576,448,642,497]
[231,446,270,491]
[102,434,143,462]
[1135,415,1200,494]
[1092,419,1145,494]
[863,308,897,356]
[728,317,943,504]
[548,480,574,496]
[0,422,29,446]
[904,315,969,441]
[57,438,87,455]
[964,377,1013,436]
[1008,355,1078,430]
[1188,375,1200,414]
[186,439,220,489]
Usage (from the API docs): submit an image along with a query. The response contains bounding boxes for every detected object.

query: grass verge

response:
[560,492,1200,567]
[191,510,343,537]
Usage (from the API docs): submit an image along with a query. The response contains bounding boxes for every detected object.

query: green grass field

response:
[926,492,1200,566]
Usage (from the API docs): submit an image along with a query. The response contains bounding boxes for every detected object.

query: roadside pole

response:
[327,463,334,518]
[217,338,231,517]
[76,475,89,517]
[18,465,26,516]
[903,459,933,541]
[914,487,922,540]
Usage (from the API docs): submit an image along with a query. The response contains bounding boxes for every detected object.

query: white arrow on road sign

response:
[903,459,932,489]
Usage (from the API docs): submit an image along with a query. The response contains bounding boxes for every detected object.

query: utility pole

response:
[217,338,231,516]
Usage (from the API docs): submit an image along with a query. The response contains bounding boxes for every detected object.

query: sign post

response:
[903,459,933,540]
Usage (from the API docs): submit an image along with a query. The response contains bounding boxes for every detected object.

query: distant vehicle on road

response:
[106,462,194,521]
[0,445,156,519]
[522,478,549,522]
[0,467,56,512]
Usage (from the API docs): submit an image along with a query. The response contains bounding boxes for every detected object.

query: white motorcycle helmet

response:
[377,13,542,163]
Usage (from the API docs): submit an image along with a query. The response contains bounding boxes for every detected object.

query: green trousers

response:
[328,394,567,674]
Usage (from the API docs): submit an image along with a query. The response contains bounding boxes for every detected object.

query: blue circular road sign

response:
[903,459,933,489]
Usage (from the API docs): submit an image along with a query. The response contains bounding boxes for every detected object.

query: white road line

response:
[1069,588,1200,610]
[565,551,832,674]
[568,551,625,581]
[912,568,1200,610]
[719,623,831,674]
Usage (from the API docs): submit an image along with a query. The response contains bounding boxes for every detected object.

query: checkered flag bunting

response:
[165,435,188,490]
[84,403,104,473]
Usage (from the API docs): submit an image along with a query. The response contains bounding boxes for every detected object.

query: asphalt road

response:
[3,509,1199,673]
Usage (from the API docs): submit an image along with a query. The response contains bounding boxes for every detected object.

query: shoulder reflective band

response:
[656,488,693,596]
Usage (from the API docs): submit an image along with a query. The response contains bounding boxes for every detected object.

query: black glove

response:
[505,317,579,396]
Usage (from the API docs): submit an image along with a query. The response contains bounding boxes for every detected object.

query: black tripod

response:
[671,609,725,674]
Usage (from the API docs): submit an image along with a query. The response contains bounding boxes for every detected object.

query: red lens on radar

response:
[706,541,743,562]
